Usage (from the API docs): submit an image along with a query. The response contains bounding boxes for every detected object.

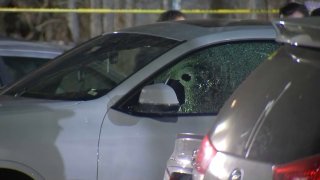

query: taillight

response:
[273,155,320,180]
[194,134,217,174]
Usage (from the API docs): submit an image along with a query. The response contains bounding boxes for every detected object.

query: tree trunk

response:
[162,0,169,9]
[102,0,115,33]
[172,0,182,10]
[247,0,257,19]
[264,0,270,20]
[90,0,103,38]
[68,0,80,43]
[114,0,123,30]
[210,0,233,19]
[125,0,134,28]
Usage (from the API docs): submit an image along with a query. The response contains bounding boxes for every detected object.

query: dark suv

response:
[193,17,320,180]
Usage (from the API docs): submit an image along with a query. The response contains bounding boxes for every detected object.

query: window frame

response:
[113,40,279,117]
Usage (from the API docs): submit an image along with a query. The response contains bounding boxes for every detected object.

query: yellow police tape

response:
[0,8,279,14]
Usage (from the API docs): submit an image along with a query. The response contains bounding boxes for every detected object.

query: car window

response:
[119,41,279,115]
[4,33,180,100]
[0,56,49,87]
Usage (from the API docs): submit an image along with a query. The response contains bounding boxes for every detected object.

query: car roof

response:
[0,38,66,59]
[119,19,274,41]
[273,17,320,48]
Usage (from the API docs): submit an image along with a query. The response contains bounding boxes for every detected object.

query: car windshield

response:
[4,33,180,100]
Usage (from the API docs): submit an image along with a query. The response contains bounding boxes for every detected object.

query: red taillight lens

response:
[273,155,320,180]
[194,135,217,174]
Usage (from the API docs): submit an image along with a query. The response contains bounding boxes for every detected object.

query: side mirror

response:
[137,83,180,113]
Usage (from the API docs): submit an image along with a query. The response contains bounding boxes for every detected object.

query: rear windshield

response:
[210,46,320,164]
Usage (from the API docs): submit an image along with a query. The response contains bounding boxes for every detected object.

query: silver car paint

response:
[0,23,275,179]
[0,40,65,59]
[0,95,109,179]
[98,28,276,179]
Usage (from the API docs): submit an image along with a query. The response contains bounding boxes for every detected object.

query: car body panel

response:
[0,20,277,179]
[0,95,108,179]
[98,110,214,179]
[120,20,272,41]
[98,27,276,179]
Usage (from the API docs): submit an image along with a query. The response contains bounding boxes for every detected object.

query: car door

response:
[98,40,279,180]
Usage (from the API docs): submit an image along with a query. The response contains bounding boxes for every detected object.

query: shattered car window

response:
[154,41,279,114]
